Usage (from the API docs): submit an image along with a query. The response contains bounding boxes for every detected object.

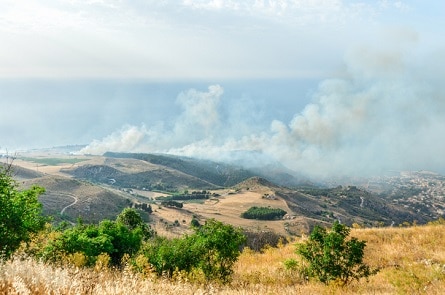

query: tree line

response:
[241,206,287,220]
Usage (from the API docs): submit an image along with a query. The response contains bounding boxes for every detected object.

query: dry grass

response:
[2,224,445,294]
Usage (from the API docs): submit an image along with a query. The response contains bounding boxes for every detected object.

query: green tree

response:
[115,208,154,240]
[117,208,144,230]
[0,165,47,259]
[140,219,245,283]
[296,221,378,285]
[193,219,246,282]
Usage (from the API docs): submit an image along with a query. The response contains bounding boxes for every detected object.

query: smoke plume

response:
[79,42,445,179]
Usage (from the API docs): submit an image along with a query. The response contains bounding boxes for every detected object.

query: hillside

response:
[9,152,445,234]
[103,152,260,187]
[103,152,306,188]
[11,162,132,224]
[31,176,130,224]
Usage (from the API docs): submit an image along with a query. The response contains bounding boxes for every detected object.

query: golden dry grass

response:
[2,224,445,294]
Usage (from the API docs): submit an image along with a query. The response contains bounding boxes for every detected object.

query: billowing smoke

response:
[78,85,225,155]
[79,42,445,179]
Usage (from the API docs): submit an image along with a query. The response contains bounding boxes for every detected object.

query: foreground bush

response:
[139,219,246,283]
[0,164,48,259]
[296,221,378,285]
[40,209,153,266]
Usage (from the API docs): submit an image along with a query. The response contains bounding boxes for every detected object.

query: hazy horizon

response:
[1,1,445,178]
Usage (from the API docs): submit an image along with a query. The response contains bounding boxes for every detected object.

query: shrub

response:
[141,236,198,277]
[0,164,48,259]
[41,209,153,266]
[243,230,288,251]
[194,219,246,282]
[296,221,378,285]
[190,218,201,228]
[139,219,245,283]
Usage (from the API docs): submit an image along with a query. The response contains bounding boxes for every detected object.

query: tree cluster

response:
[161,200,183,208]
[157,190,211,201]
[241,206,287,220]
[133,202,153,213]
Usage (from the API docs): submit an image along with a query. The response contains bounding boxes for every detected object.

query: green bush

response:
[190,218,201,228]
[141,236,198,277]
[193,219,246,282]
[296,221,378,285]
[241,206,286,220]
[0,165,48,259]
[140,219,245,283]
[41,209,153,266]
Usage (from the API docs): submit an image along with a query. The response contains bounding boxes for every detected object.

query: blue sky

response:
[1,1,445,178]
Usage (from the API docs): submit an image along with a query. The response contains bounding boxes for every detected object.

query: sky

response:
[1,1,445,179]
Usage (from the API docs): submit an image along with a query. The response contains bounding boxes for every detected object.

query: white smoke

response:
[79,85,225,155]
[79,39,445,179]
[79,125,148,155]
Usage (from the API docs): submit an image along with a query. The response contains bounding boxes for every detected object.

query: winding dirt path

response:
[60,194,78,215]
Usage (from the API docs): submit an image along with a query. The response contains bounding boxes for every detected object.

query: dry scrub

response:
[2,224,445,294]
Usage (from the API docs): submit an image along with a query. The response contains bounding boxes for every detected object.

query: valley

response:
[6,150,445,237]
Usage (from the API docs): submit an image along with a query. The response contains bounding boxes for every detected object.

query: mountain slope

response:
[104,152,258,187]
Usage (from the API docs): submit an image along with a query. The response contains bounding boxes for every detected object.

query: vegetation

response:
[133,202,153,213]
[39,209,154,266]
[140,219,246,283]
[157,190,211,201]
[0,165,48,259]
[241,206,287,220]
[160,200,184,209]
[296,221,378,285]
[2,223,445,294]
[243,230,287,251]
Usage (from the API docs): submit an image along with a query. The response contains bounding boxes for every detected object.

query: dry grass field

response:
[2,223,445,294]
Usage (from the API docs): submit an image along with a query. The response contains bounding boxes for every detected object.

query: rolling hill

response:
[8,152,445,235]
[10,162,131,224]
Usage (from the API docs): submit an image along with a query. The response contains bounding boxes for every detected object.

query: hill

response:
[29,176,130,224]
[10,162,132,224]
[9,152,445,234]
[103,152,307,188]
[103,152,261,187]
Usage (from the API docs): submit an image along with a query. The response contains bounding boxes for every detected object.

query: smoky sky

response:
[0,79,315,151]
[2,2,445,180]
[76,43,445,179]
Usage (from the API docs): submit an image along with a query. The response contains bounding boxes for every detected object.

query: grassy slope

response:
[1,223,444,294]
